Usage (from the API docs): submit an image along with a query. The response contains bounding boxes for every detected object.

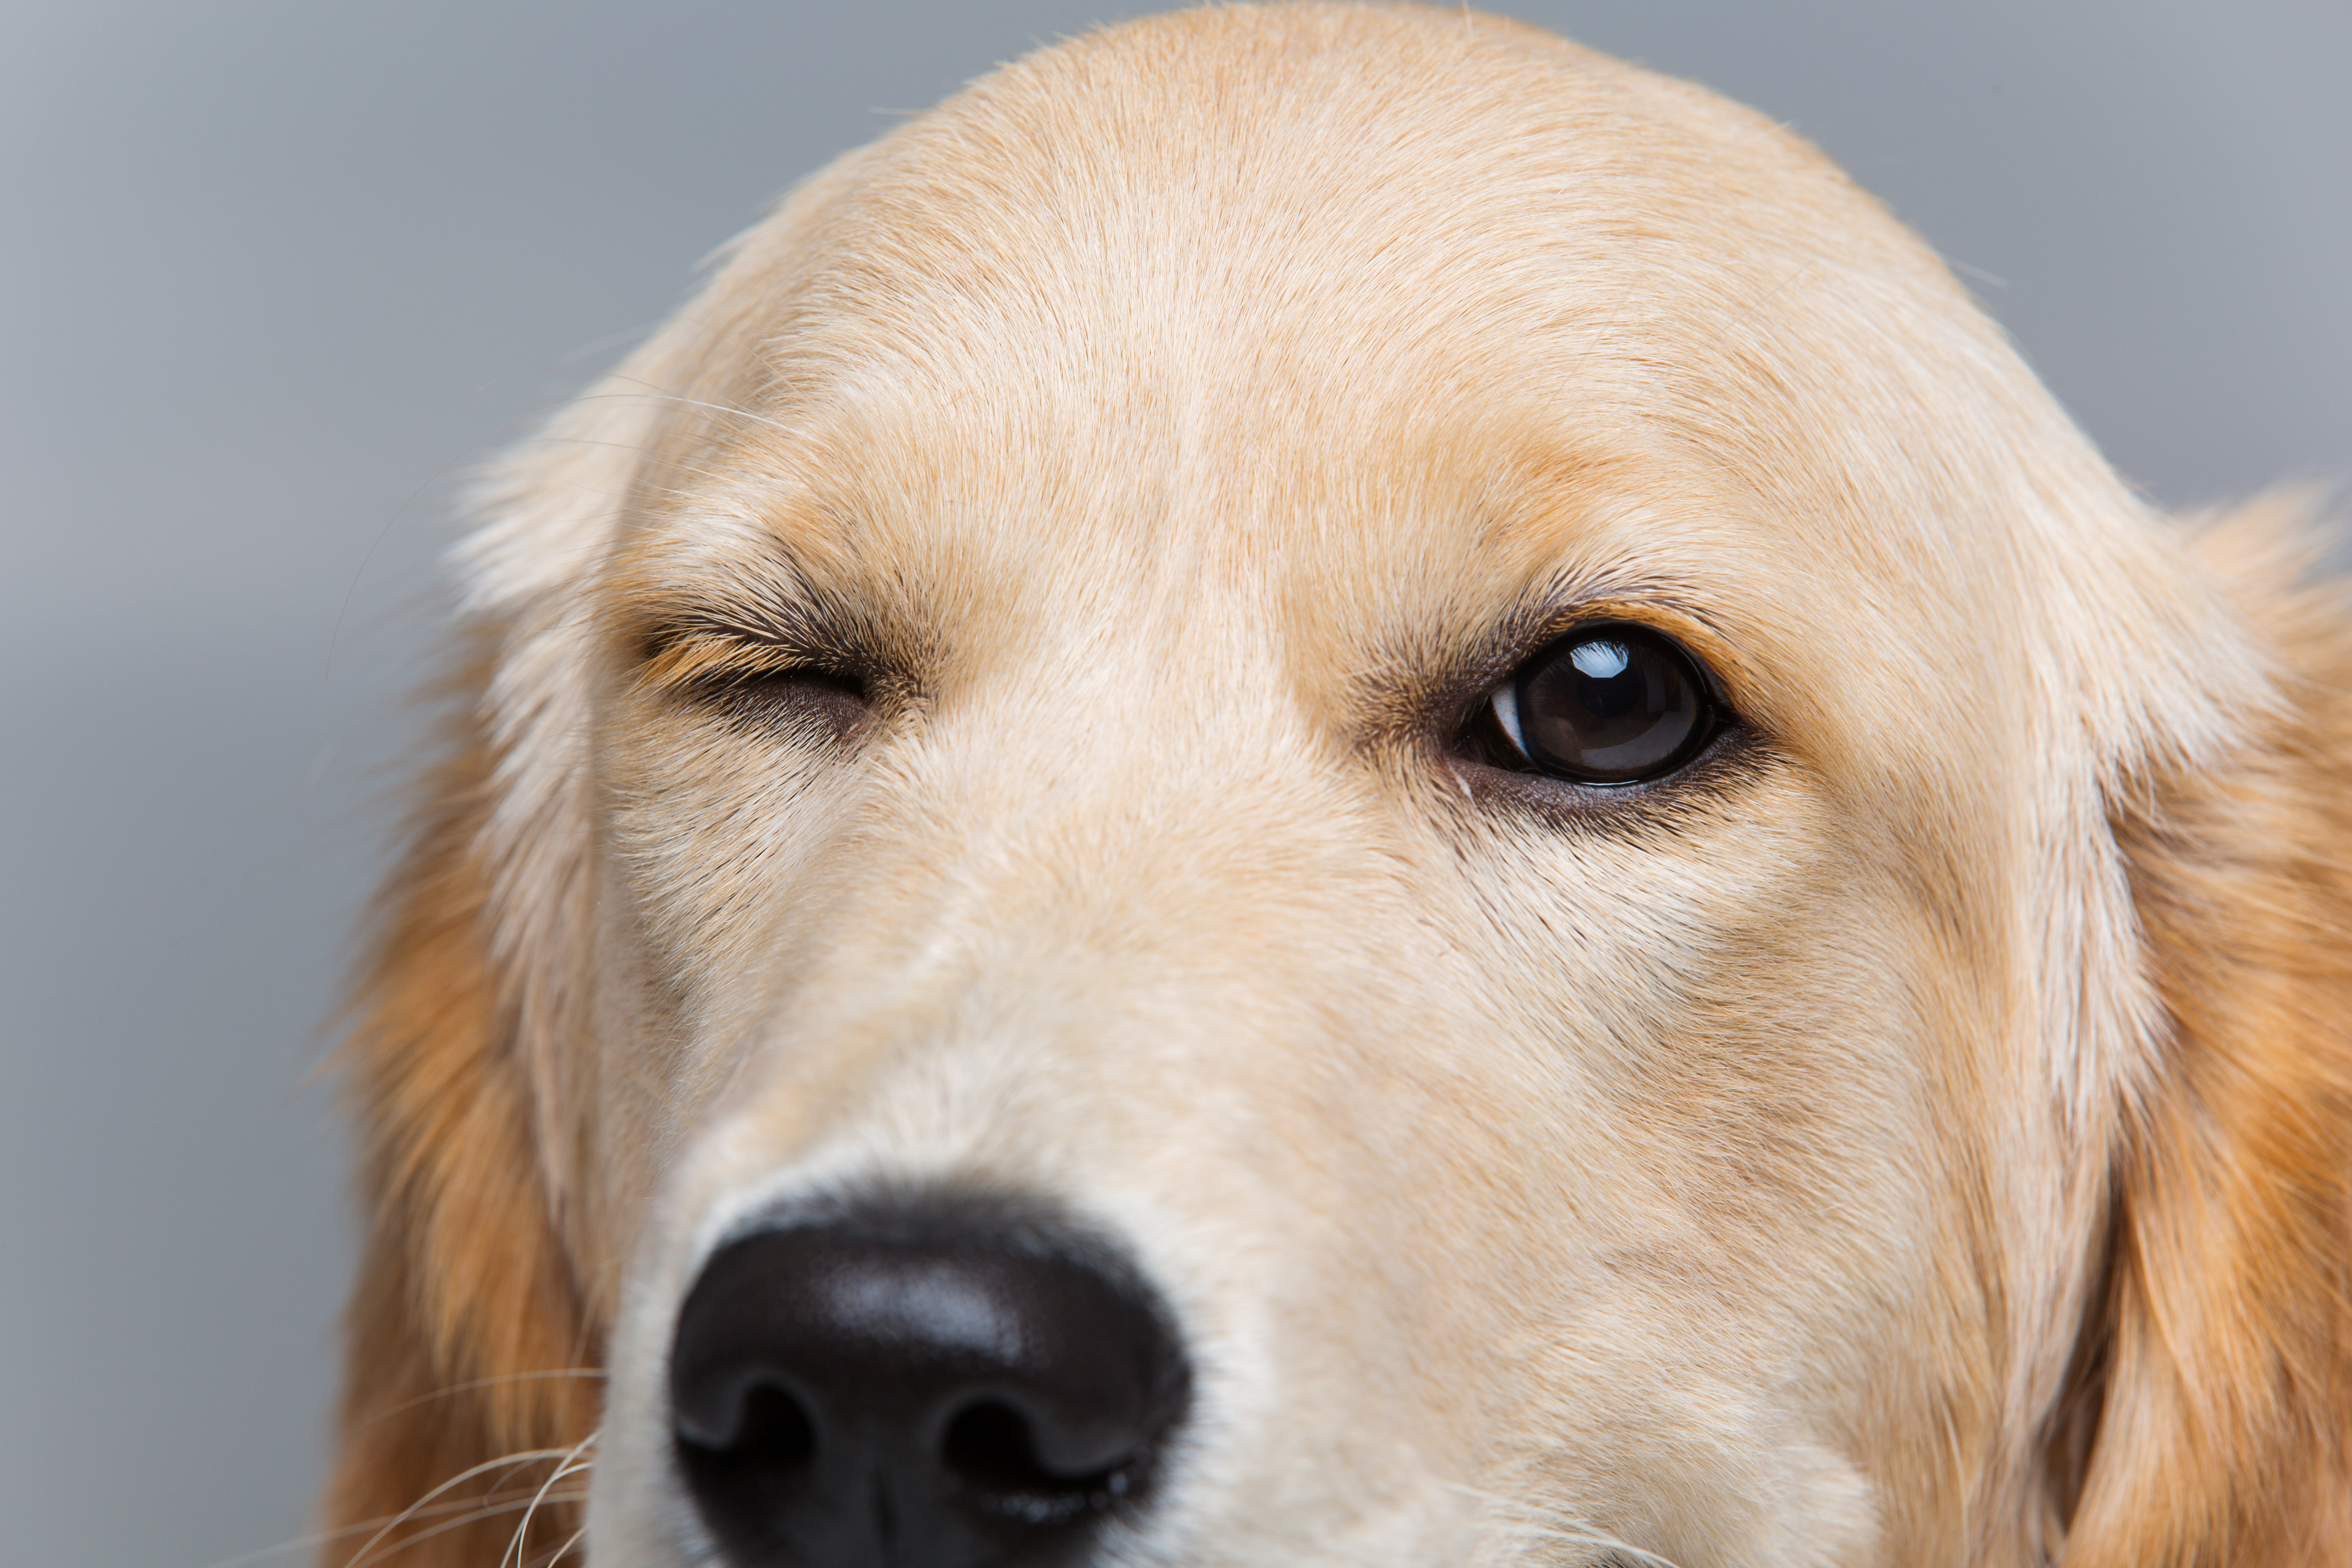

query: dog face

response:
[326,7,2352,1567]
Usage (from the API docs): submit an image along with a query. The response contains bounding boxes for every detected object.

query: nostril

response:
[941,1399,1062,1491]
[679,1376,817,1467]
[939,1398,1137,1523]
[673,1380,824,1558]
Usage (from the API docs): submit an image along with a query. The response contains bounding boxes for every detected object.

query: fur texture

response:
[323,6,2352,1564]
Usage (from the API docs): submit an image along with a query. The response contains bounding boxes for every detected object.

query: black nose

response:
[669,1193,1190,1568]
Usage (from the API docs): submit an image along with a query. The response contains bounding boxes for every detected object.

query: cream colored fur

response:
[325,5,2352,1565]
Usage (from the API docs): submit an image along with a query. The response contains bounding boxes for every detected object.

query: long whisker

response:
[502,1431,599,1568]
[515,432,749,492]
[591,372,803,439]
[335,1448,583,1568]
[339,1491,590,1568]
[357,1368,608,1429]
[539,1524,589,1566]
[193,1486,592,1568]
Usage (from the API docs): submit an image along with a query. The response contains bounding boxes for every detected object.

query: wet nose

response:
[668,1196,1190,1568]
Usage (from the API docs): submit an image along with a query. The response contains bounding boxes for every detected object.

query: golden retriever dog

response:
[323,4,2352,1564]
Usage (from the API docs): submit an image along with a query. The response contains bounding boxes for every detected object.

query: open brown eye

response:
[1483,624,1724,785]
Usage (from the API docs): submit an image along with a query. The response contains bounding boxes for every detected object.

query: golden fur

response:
[324,6,2352,1564]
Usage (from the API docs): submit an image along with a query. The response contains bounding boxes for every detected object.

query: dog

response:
[322,5,2352,1564]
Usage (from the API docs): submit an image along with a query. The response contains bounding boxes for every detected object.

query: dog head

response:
[326,7,2352,1566]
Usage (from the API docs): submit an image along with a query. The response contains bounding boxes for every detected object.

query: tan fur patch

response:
[325,706,598,1564]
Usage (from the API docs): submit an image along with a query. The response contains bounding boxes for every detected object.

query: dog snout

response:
[668,1194,1190,1567]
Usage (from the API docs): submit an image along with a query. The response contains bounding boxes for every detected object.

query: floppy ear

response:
[318,153,876,1565]
[316,339,675,1560]
[319,710,601,1566]
[318,352,689,1558]
[2060,502,2352,1566]
[318,339,689,1564]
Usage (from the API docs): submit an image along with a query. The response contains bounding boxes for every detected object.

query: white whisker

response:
[536,1523,590,1566]
[502,1431,599,1568]
[335,1447,583,1568]
[194,1485,590,1568]
[592,372,803,439]
[356,1368,607,1429]
[339,1492,590,1568]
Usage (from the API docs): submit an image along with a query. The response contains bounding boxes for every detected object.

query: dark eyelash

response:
[683,665,875,746]
[702,664,867,702]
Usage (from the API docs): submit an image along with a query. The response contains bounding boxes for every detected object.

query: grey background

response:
[2,2,2344,1564]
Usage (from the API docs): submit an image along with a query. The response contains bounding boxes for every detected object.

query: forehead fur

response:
[600,2,2236,756]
